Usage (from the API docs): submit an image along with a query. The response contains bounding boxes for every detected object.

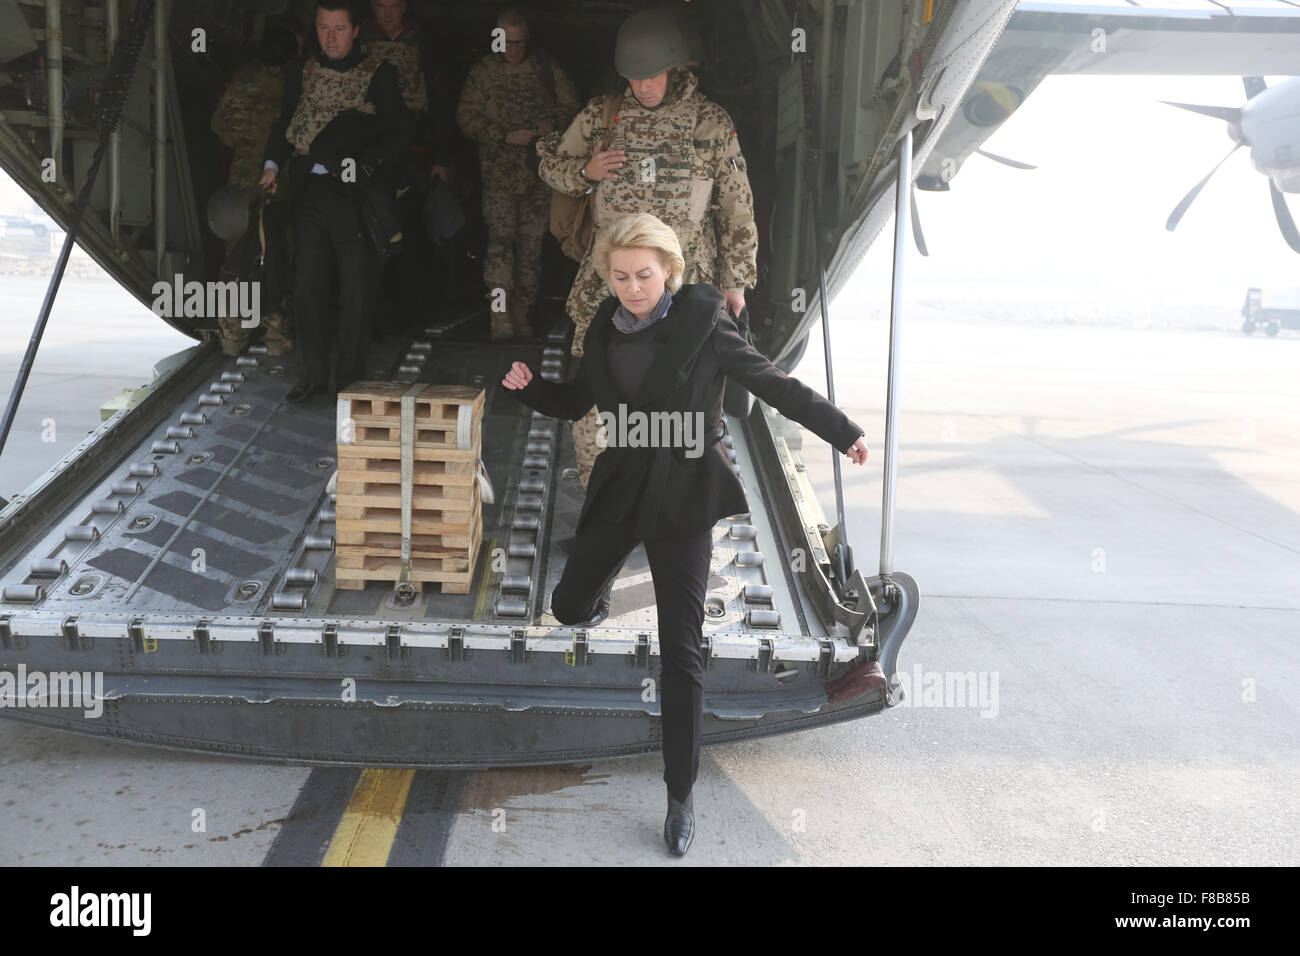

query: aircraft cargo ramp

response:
[0,331,912,766]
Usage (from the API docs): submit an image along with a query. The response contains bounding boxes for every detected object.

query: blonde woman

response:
[501,213,868,857]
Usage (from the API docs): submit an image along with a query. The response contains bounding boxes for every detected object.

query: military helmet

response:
[614,9,687,80]
[206,185,261,241]
[680,22,705,65]
[652,1,706,65]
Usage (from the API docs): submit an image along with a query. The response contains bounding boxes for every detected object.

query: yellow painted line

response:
[321,768,416,867]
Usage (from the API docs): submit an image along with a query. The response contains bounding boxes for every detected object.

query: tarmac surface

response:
[1,274,1297,865]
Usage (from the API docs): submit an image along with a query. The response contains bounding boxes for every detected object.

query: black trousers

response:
[550,519,714,802]
[375,180,432,339]
[292,175,380,391]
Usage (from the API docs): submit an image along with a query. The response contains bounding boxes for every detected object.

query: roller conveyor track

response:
[0,332,834,645]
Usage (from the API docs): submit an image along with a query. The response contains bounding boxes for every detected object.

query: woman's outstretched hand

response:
[502,361,533,390]
[845,435,869,465]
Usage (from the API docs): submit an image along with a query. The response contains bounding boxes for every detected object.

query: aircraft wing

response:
[917,0,1300,189]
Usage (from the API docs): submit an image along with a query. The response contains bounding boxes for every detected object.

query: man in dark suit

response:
[501,213,868,856]
[260,0,411,402]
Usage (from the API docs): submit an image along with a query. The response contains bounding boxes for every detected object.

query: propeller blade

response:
[976,148,1038,170]
[1166,144,1241,232]
[1269,180,1300,254]
[1160,101,1242,124]
[910,184,929,257]
[1243,76,1267,99]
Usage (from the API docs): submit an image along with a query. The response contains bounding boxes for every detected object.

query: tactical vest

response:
[366,39,427,113]
[286,56,382,156]
[590,77,712,239]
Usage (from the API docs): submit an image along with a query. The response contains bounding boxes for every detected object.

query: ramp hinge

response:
[259,621,275,656]
[0,614,11,650]
[63,615,92,651]
[446,626,465,662]
[566,631,589,667]
[509,628,527,664]
[194,620,212,655]
[700,634,713,670]
[816,639,835,678]
[385,623,405,660]
[634,633,650,669]
[322,622,339,657]
[755,638,774,674]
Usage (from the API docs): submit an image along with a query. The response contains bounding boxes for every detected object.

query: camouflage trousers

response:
[218,308,293,357]
[571,407,608,489]
[482,174,549,338]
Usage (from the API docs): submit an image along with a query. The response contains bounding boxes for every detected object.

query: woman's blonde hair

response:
[592,213,685,293]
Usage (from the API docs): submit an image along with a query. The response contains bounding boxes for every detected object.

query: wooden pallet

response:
[333,383,486,594]
[334,529,483,593]
[335,484,476,512]
[334,504,477,533]
[337,382,484,451]
[336,506,482,551]
[336,456,476,488]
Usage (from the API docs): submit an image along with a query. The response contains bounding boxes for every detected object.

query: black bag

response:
[357,170,404,260]
[219,194,291,313]
[423,179,465,243]
[310,109,405,258]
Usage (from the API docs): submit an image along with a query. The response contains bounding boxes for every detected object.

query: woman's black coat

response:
[507,283,864,540]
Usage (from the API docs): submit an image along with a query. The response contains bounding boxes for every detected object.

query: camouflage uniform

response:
[212,61,284,188]
[361,31,428,114]
[536,68,757,485]
[210,61,292,357]
[457,52,579,338]
[285,56,384,153]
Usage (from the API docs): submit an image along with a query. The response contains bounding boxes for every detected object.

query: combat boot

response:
[263,310,293,357]
[509,298,534,339]
[490,311,514,340]
[489,290,514,340]
[217,313,252,357]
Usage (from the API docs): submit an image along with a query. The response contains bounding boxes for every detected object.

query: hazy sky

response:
[851,73,1300,310]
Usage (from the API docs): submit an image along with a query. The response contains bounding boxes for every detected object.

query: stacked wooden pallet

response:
[334,382,485,593]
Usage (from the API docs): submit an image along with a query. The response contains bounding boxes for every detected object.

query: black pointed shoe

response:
[285,379,316,404]
[664,789,694,857]
[583,583,612,627]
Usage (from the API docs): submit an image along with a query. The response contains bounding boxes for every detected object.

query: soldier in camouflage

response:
[359,0,429,114]
[536,8,757,486]
[210,23,298,357]
[457,8,579,340]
